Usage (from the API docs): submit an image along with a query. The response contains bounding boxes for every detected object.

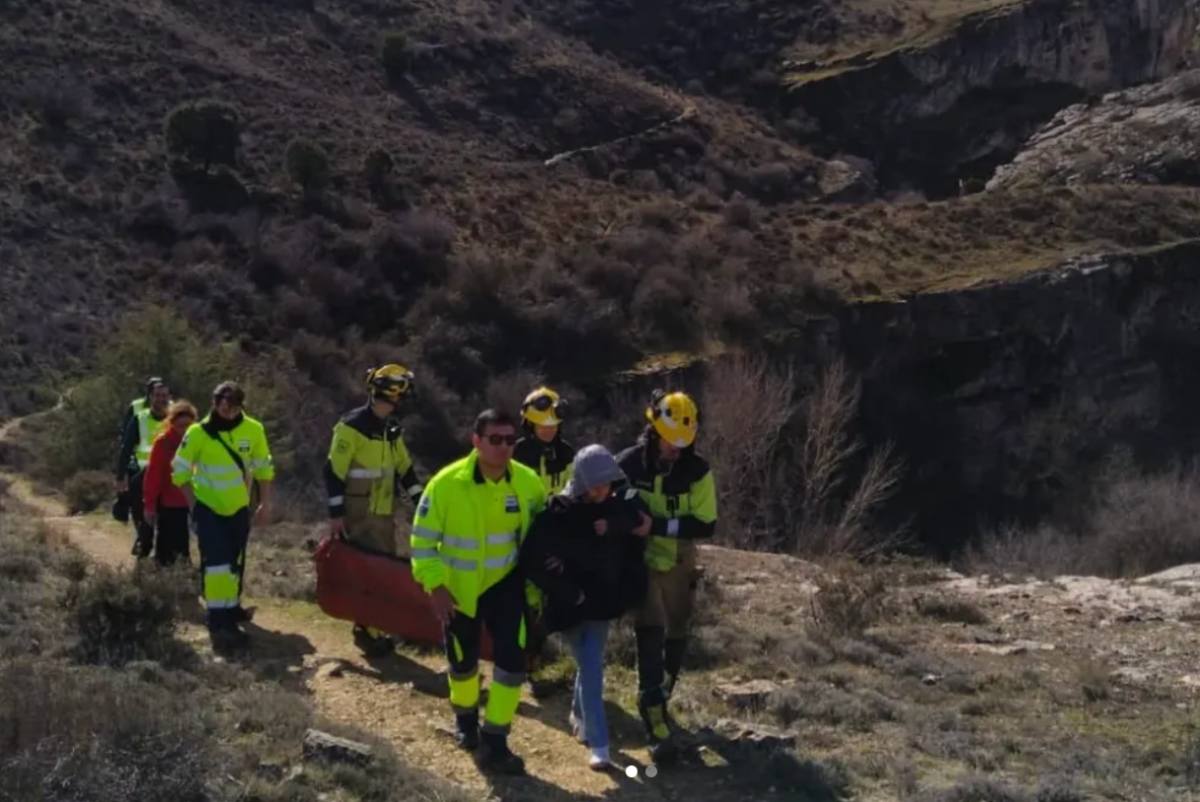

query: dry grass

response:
[0,498,471,802]
[963,463,1200,578]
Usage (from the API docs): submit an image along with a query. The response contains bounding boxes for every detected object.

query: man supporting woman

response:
[520,444,650,770]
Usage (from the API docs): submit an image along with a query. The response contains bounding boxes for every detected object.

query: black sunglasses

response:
[528,395,555,412]
[485,434,518,446]
[215,394,244,406]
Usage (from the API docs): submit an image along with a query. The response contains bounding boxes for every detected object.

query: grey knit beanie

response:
[564,444,626,498]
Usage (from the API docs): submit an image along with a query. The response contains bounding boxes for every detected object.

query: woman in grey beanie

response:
[519,444,651,770]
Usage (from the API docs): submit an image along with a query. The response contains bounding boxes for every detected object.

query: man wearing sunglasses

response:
[617,389,717,763]
[324,363,425,657]
[410,409,547,775]
[172,381,275,652]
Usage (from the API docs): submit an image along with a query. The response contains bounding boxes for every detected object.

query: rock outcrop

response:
[787,0,1197,194]
[831,239,1200,547]
[990,69,1200,188]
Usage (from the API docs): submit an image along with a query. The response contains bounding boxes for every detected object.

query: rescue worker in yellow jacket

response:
[115,378,171,558]
[513,386,574,495]
[324,364,424,657]
[616,390,717,762]
[173,381,275,652]
[410,409,546,775]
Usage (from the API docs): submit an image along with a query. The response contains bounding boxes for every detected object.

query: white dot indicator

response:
[645,765,659,779]
[625,765,638,779]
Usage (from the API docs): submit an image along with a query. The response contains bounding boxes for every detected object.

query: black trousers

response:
[128,470,154,556]
[155,507,191,566]
[444,570,526,676]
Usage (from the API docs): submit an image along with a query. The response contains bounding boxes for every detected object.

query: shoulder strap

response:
[201,420,247,478]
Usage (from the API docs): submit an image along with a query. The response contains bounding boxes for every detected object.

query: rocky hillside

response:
[991,68,1200,188]
[4,0,1200,546]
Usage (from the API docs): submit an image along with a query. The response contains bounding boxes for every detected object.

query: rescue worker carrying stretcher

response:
[324,364,424,657]
[617,390,718,763]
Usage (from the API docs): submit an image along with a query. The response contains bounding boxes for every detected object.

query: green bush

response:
[380,32,412,84]
[31,307,320,492]
[64,469,114,513]
[163,99,240,171]
[285,137,332,196]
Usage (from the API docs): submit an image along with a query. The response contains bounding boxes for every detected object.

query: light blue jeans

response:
[564,619,611,752]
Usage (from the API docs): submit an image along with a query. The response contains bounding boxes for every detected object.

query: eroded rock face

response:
[788,0,1197,195]
[830,241,1200,548]
[990,70,1200,189]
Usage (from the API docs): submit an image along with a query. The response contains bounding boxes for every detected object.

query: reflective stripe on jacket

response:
[617,439,718,572]
[171,414,275,516]
[410,450,546,618]
[324,405,419,522]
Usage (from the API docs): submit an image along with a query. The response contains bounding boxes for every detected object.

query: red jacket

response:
[143,427,189,514]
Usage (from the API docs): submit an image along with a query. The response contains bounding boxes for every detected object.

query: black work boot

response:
[477,731,525,775]
[639,699,678,765]
[455,713,480,751]
[211,626,249,654]
[353,625,394,658]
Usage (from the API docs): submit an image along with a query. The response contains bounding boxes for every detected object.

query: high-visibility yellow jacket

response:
[513,435,575,496]
[410,451,546,618]
[617,440,718,572]
[134,407,166,469]
[171,414,275,516]
[323,405,421,521]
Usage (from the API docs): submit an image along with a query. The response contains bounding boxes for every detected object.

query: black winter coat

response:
[519,489,648,633]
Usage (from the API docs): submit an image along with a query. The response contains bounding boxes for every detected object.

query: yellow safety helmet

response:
[522,386,565,427]
[646,390,699,448]
[366,363,415,404]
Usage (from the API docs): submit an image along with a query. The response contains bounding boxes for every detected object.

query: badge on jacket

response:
[504,495,519,513]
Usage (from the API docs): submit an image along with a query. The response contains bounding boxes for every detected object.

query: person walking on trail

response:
[519,444,651,771]
[119,375,165,439]
[514,386,575,496]
[142,400,198,567]
[116,378,171,558]
[172,381,274,652]
[512,386,576,693]
[617,390,718,762]
[410,409,546,775]
[323,363,425,657]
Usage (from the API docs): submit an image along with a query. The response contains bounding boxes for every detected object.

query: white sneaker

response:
[588,747,613,771]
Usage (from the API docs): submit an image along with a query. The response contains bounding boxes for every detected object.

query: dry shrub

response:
[965,464,1200,578]
[786,360,905,558]
[484,367,546,419]
[64,469,114,514]
[0,660,213,802]
[915,778,1031,802]
[915,595,989,625]
[768,682,898,731]
[702,357,904,558]
[808,562,891,638]
[66,563,186,666]
[702,354,795,550]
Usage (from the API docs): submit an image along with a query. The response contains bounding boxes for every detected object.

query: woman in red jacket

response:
[143,400,197,566]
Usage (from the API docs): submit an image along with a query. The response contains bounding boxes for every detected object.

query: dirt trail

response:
[0,414,759,802]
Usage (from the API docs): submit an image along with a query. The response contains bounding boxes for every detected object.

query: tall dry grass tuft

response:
[704,356,905,559]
